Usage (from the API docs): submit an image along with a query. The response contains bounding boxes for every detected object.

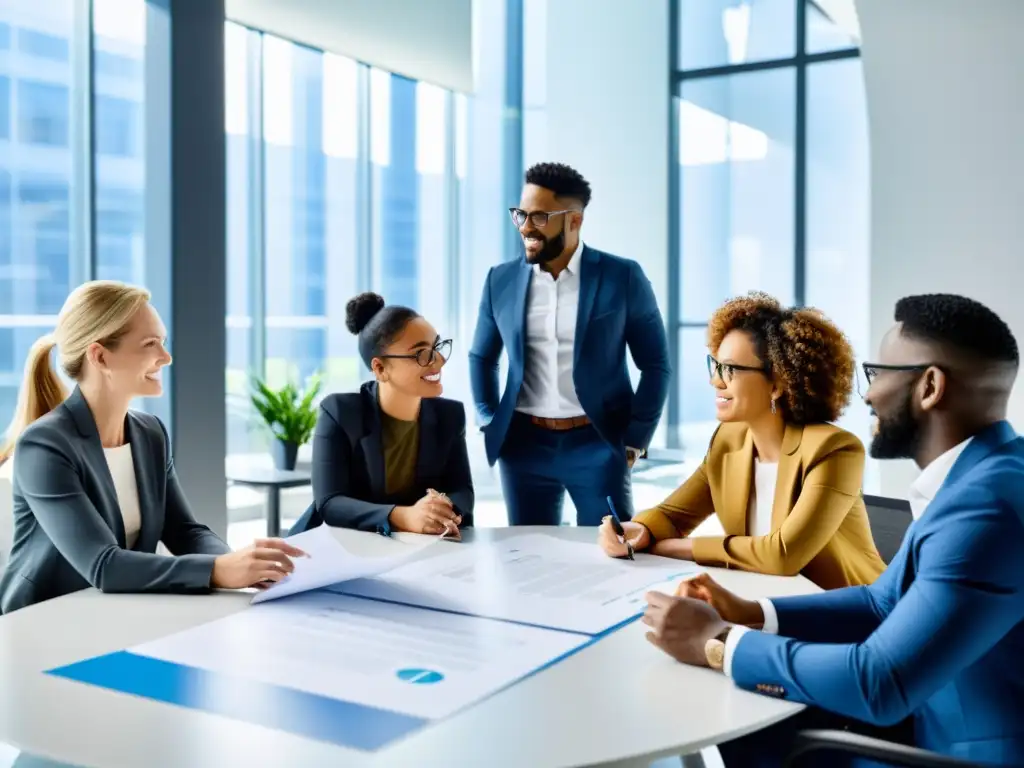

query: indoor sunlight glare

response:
[224,22,248,136]
[93,0,146,45]
[679,101,768,166]
[370,68,391,167]
[415,82,446,175]
[262,35,294,147]
[722,2,751,64]
[454,94,468,180]
[322,54,358,159]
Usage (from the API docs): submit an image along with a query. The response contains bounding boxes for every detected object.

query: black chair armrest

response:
[784,730,986,768]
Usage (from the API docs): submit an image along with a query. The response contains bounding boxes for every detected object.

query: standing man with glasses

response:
[469,162,670,526]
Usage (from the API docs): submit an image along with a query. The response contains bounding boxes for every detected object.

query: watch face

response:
[705,638,725,670]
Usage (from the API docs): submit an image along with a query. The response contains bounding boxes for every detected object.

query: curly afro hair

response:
[707,291,856,425]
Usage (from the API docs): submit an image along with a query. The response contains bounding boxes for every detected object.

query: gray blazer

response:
[0,387,230,614]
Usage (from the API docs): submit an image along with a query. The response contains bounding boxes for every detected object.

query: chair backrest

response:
[864,495,913,564]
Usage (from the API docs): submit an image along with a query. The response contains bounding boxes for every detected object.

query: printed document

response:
[133,590,587,720]
[250,525,437,604]
[332,533,700,634]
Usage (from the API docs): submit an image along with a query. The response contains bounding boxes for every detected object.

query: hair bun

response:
[345,292,386,335]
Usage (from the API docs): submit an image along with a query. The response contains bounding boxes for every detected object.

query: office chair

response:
[783,730,987,768]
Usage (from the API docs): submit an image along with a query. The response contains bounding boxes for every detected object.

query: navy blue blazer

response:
[0,388,230,614]
[468,246,671,465]
[730,421,1024,765]
[289,381,475,535]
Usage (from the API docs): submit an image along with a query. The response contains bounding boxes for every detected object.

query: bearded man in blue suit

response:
[642,294,1024,767]
[468,162,670,526]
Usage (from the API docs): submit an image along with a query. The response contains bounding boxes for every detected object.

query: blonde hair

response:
[0,280,151,462]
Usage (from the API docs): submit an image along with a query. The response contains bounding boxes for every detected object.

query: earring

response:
[770,398,777,415]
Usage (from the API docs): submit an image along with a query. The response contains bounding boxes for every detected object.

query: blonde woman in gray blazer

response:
[0,281,305,614]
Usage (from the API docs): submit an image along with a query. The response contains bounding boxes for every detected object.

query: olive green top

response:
[380,410,420,497]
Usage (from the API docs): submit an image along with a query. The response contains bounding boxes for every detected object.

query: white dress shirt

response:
[104,444,142,549]
[515,239,587,419]
[723,437,974,678]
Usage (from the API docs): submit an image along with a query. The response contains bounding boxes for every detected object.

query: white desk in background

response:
[0,527,819,768]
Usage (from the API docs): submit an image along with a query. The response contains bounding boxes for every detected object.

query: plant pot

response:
[271,439,299,471]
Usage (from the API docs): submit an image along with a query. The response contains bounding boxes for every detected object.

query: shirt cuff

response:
[723,625,751,678]
[758,598,779,634]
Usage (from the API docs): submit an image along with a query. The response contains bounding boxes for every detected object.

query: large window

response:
[0,0,169,434]
[668,0,869,453]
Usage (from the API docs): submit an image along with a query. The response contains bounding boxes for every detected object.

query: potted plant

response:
[250,373,322,471]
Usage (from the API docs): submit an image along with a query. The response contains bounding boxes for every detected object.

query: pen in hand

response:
[605,496,634,560]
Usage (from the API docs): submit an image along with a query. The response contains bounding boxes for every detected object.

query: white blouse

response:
[746,459,779,536]
[104,444,142,549]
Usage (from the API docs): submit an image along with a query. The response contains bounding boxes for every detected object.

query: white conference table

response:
[0,526,818,768]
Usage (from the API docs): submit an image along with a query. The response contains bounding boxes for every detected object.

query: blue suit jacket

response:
[468,246,671,465]
[731,421,1024,765]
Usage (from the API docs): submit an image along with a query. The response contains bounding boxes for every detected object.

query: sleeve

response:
[691,433,865,576]
[157,418,231,557]
[633,461,715,543]
[311,402,395,532]
[15,435,218,594]
[729,494,1024,726]
[622,263,671,451]
[440,404,475,527]
[468,267,504,425]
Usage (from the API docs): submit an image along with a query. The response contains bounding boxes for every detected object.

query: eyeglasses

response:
[508,208,578,228]
[379,339,452,368]
[707,354,768,383]
[858,362,939,396]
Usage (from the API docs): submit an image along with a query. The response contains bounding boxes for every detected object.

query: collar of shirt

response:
[907,437,973,520]
[532,239,584,276]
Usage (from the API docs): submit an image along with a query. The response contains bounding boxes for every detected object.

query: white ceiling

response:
[225,0,475,93]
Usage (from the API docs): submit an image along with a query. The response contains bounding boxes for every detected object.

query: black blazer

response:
[291,381,475,534]
[0,387,231,614]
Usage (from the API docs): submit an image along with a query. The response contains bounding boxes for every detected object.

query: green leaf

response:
[248,372,324,445]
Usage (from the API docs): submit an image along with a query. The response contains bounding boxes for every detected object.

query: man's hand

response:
[643,591,729,667]
[626,447,640,469]
[676,572,764,627]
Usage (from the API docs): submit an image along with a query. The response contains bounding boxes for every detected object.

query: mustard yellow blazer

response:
[634,422,885,590]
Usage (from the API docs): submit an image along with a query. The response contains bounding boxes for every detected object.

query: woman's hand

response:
[675,572,764,627]
[390,492,461,537]
[211,538,308,589]
[598,519,650,558]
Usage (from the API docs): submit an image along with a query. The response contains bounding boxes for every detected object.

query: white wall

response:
[539,0,671,311]
[857,0,1024,496]
[225,0,474,93]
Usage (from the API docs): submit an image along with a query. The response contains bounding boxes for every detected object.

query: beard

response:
[869,388,922,460]
[524,227,566,264]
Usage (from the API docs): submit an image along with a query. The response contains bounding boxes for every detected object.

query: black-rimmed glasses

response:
[858,361,940,396]
[508,207,578,228]
[707,354,769,383]
[379,339,452,368]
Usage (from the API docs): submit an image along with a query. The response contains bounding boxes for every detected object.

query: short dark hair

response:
[345,292,419,368]
[524,162,592,208]
[895,294,1019,365]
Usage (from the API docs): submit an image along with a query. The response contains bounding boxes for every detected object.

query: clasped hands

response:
[389,489,462,539]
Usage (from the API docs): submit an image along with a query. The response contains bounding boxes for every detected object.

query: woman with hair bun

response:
[0,281,306,614]
[598,291,885,590]
[290,293,474,537]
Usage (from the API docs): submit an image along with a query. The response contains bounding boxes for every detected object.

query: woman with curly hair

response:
[599,292,885,590]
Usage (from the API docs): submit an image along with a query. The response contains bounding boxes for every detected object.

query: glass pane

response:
[677,326,719,448]
[806,0,860,54]
[371,70,451,328]
[678,70,795,323]
[263,36,360,402]
[0,0,77,430]
[805,58,870,451]
[225,21,256,457]
[678,0,795,71]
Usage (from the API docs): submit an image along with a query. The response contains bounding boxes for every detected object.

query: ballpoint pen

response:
[605,496,634,560]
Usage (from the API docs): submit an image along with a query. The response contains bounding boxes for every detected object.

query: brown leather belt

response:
[529,414,591,431]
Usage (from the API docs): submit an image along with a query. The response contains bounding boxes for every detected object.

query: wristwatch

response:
[704,627,732,670]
